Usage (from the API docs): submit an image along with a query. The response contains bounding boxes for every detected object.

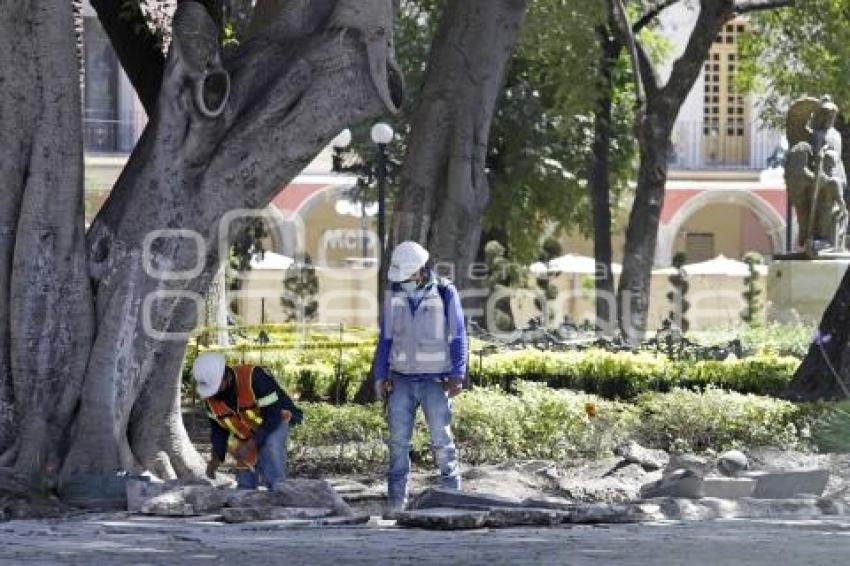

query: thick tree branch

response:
[609,0,648,114]
[735,0,795,14]
[633,0,681,34]
[90,0,166,115]
[660,0,735,112]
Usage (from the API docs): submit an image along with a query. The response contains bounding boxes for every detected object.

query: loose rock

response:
[484,507,563,527]
[221,507,333,524]
[274,479,353,516]
[717,450,749,477]
[615,441,669,471]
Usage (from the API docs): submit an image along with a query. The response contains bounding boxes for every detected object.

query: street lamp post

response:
[330,123,395,311]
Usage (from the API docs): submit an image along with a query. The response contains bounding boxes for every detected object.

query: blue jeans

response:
[387,377,461,506]
[236,421,290,489]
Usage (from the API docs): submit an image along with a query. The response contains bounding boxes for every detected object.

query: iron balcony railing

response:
[668,119,784,170]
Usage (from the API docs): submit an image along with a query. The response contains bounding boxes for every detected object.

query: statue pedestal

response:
[767,259,850,323]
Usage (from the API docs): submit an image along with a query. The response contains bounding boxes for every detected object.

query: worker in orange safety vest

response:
[193,352,302,489]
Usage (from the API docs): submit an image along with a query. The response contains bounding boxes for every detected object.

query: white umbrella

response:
[535,253,622,275]
[654,254,767,276]
[250,251,295,271]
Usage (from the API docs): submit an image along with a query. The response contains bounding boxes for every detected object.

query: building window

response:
[83,17,119,152]
[686,233,715,263]
[702,20,749,166]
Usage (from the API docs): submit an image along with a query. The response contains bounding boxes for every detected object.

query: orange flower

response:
[585,402,598,418]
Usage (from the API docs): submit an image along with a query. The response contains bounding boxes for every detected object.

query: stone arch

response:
[656,189,786,266]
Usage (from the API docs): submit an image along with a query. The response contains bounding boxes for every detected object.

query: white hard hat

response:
[388,241,429,282]
[193,352,226,399]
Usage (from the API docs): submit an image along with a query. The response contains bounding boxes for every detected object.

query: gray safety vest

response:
[387,285,452,375]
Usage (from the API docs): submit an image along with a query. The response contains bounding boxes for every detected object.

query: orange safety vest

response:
[206,365,263,468]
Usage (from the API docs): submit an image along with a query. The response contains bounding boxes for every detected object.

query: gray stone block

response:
[743,469,829,499]
[700,477,756,499]
[412,488,523,510]
[483,507,563,527]
[395,508,489,530]
[273,479,354,516]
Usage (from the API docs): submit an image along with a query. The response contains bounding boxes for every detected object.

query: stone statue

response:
[785,95,848,256]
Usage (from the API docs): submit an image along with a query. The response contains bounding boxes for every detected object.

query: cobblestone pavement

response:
[2,515,850,565]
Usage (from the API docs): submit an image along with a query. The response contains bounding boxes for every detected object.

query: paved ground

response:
[2,515,850,565]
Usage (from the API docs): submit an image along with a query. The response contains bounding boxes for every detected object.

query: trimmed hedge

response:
[287,383,814,473]
[469,348,799,399]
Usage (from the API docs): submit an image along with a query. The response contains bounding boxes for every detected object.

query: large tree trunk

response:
[618,116,674,342]
[616,0,737,342]
[786,266,850,401]
[0,0,95,477]
[588,32,620,336]
[392,0,529,290]
[2,0,400,491]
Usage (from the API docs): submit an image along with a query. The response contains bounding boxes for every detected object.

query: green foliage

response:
[484,0,637,261]
[470,348,800,399]
[633,388,804,453]
[287,384,814,473]
[738,0,850,128]
[741,251,765,326]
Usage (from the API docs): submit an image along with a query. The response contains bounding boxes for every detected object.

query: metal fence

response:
[669,120,784,170]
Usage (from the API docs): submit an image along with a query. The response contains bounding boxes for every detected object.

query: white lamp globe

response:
[371,122,394,145]
[332,129,352,149]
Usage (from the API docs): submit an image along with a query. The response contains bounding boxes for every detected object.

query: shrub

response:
[287,383,811,473]
[633,387,804,453]
[470,348,798,399]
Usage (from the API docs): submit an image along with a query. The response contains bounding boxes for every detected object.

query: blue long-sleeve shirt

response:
[206,366,302,462]
[373,280,467,382]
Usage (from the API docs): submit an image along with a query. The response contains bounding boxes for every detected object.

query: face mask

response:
[400,280,418,293]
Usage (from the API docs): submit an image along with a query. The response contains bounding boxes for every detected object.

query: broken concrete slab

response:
[615,441,669,471]
[483,507,563,527]
[273,479,354,516]
[235,515,371,530]
[566,503,663,524]
[412,488,524,510]
[743,469,829,499]
[395,508,489,530]
[221,507,333,524]
[717,450,749,477]
[521,496,575,511]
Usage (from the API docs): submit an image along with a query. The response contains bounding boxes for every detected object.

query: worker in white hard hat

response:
[373,241,468,513]
[192,352,302,489]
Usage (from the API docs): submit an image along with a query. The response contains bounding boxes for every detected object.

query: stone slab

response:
[235,515,372,531]
[566,503,664,524]
[395,508,489,530]
[521,496,575,511]
[743,469,829,499]
[483,507,564,528]
[221,507,333,524]
[412,488,524,510]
